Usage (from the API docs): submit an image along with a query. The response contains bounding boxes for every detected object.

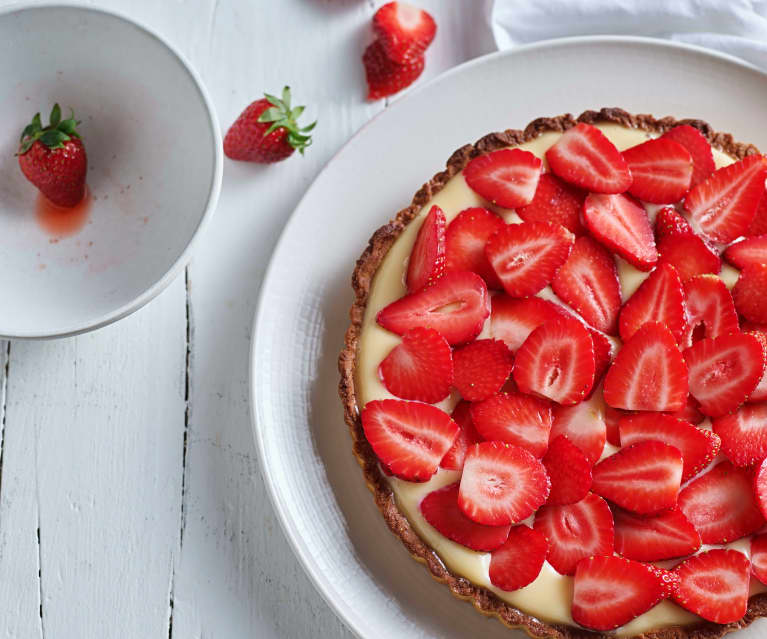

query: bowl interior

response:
[0,5,218,337]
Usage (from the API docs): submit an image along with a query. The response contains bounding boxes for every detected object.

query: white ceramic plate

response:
[252,37,767,638]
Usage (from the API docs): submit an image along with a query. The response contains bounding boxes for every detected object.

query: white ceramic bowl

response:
[0,4,222,338]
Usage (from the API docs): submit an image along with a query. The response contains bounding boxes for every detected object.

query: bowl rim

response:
[0,2,223,339]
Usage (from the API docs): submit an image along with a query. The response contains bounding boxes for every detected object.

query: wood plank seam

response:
[0,342,11,510]
[36,523,45,638]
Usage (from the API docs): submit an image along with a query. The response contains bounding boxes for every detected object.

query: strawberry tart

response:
[338,107,767,637]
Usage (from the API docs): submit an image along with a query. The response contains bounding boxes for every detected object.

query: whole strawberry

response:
[18,104,87,207]
[223,87,316,163]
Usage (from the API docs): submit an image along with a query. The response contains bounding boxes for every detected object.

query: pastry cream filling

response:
[356,123,765,634]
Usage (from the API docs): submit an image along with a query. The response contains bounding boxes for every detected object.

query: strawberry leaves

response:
[257,86,316,154]
[18,103,81,154]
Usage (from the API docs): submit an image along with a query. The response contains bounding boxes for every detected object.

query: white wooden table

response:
[0,1,495,636]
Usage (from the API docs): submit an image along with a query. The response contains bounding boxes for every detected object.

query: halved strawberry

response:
[362,40,424,100]
[406,205,445,292]
[372,2,436,64]
[545,122,632,194]
[588,327,615,384]
[485,222,574,297]
[613,507,701,562]
[583,193,657,271]
[591,441,683,514]
[377,270,489,345]
[622,137,693,204]
[713,402,767,467]
[683,274,739,343]
[619,413,721,482]
[513,316,595,405]
[440,400,482,471]
[452,338,513,402]
[603,322,688,412]
[470,392,552,458]
[678,461,765,544]
[684,332,764,417]
[655,206,693,241]
[542,435,592,505]
[551,236,621,335]
[618,262,686,342]
[724,235,767,270]
[458,441,550,525]
[658,234,722,283]
[749,330,767,401]
[420,483,510,552]
[464,148,542,209]
[444,207,504,288]
[666,395,705,425]
[378,327,453,403]
[755,458,767,520]
[488,525,548,591]
[361,399,459,481]
[516,172,585,234]
[749,189,767,236]
[750,534,767,585]
[661,125,716,187]
[604,404,625,447]
[672,549,751,624]
[733,264,767,324]
[550,391,607,465]
[533,493,614,576]
[572,556,670,631]
[684,154,767,243]
[489,295,568,352]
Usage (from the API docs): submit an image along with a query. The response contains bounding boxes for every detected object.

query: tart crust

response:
[337,107,767,638]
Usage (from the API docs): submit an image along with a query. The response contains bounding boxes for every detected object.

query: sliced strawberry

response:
[464,148,542,209]
[591,441,683,514]
[748,330,767,401]
[588,327,615,384]
[613,506,701,562]
[362,40,425,100]
[516,172,585,234]
[545,122,632,194]
[583,193,657,271]
[733,264,767,324]
[452,338,513,402]
[684,332,764,417]
[655,206,693,241]
[489,295,567,352]
[661,125,716,187]
[444,207,504,288]
[420,483,510,552]
[533,493,614,576]
[755,457,767,520]
[542,436,592,505]
[622,137,693,204]
[378,327,453,403]
[672,549,751,624]
[470,392,551,458]
[667,395,705,425]
[619,413,721,482]
[683,274,738,343]
[604,404,625,447]
[659,234,722,283]
[551,236,621,334]
[550,391,607,465]
[485,222,574,297]
[361,399,459,482]
[372,1,436,64]
[603,322,688,412]
[750,534,767,585]
[678,460,765,544]
[684,154,767,243]
[513,316,595,405]
[724,235,767,270]
[618,262,686,342]
[406,205,446,292]
[440,401,482,471]
[377,270,489,345]
[488,525,548,591]
[713,402,767,467]
[458,441,549,525]
[748,189,767,236]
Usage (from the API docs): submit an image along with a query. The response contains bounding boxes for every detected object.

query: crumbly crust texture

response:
[337,107,767,639]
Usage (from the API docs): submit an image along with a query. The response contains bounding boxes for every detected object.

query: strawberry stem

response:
[17,103,81,155]
[257,86,316,155]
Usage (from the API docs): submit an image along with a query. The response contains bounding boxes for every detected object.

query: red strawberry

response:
[684,332,764,417]
[551,236,621,335]
[516,173,585,234]
[588,327,615,384]
[659,234,722,284]
[619,413,721,482]
[377,271,489,345]
[613,507,701,561]
[618,262,686,342]
[371,2,436,64]
[533,493,614,576]
[661,125,716,188]
[667,395,705,425]
[489,295,567,352]
[748,189,767,236]
[755,458,767,520]
[550,391,607,464]
[751,534,767,585]
[604,404,625,447]
[572,556,670,631]
[655,206,693,241]
[683,275,739,343]
[672,549,751,624]
[224,87,315,163]
[513,316,595,405]
[583,193,658,271]
[591,441,683,514]
[542,436,592,505]
[684,154,767,243]
[440,401,482,471]
[361,399,459,481]
[458,441,550,525]
[622,137,693,204]
[464,149,542,209]
[406,205,445,292]
[363,40,424,100]
[603,322,688,412]
[17,104,87,206]
[485,222,574,297]
[470,392,551,458]
[488,525,548,591]
[724,235,767,270]
[748,330,767,401]
[420,483,510,552]
[452,339,513,402]
[545,123,632,193]
[444,207,504,288]
[713,402,767,467]
[733,264,767,324]
[678,461,765,544]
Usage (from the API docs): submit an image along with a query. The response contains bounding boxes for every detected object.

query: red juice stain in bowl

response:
[36,188,91,236]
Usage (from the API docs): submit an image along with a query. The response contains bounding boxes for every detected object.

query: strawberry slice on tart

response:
[713,402,767,467]
[515,172,585,234]
[464,148,542,209]
[488,525,548,591]
[654,207,721,281]
[733,264,767,324]
[444,207,504,288]
[751,534,767,585]
[723,235,767,270]
[683,274,739,343]
[452,338,513,402]
[622,137,693,204]
[405,205,446,292]
[613,506,701,562]
[440,401,481,471]
[489,295,568,352]
[542,435,592,505]
[755,458,767,520]
[549,391,607,465]
[661,124,716,187]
